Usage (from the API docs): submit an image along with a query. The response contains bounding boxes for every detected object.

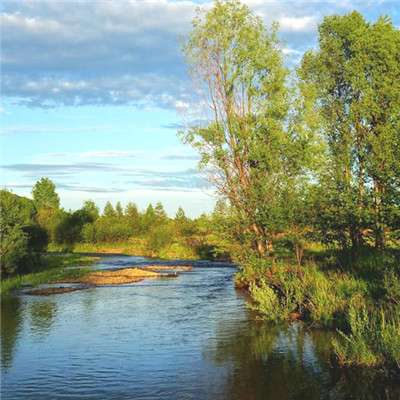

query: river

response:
[1,255,400,399]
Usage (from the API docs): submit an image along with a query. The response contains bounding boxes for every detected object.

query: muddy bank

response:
[139,266,193,271]
[24,286,89,296]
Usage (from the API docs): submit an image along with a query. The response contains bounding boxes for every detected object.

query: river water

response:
[1,255,400,399]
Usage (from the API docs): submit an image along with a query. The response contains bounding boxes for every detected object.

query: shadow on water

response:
[206,308,400,400]
[1,297,23,372]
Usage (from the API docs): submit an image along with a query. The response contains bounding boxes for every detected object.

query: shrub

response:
[247,279,297,323]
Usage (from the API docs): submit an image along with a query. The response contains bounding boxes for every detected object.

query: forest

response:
[1,0,400,373]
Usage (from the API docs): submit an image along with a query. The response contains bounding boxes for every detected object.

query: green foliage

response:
[299,12,400,249]
[115,201,124,218]
[1,224,30,275]
[248,279,297,323]
[245,259,368,329]
[333,302,400,368]
[103,201,116,218]
[0,190,44,275]
[383,269,400,304]
[145,224,174,254]
[31,177,60,209]
[154,201,168,222]
[1,255,97,296]
[82,200,100,220]
[180,0,319,260]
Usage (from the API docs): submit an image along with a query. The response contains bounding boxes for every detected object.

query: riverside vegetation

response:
[2,0,400,375]
[179,0,400,374]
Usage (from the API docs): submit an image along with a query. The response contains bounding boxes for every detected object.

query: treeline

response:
[44,197,215,258]
[180,1,400,370]
[1,178,221,276]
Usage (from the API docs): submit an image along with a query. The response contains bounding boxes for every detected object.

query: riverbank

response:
[1,254,98,297]
[1,253,194,296]
[239,248,400,373]
[46,241,219,261]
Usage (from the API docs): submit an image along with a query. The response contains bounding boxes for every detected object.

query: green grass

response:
[1,254,98,297]
[243,246,400,371]
[333,302,400,369]
[46,240,215,260]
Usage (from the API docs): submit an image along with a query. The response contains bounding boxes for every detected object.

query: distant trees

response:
[1,178,213,275]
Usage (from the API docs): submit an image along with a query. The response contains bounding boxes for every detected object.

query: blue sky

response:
[2,0,399,217]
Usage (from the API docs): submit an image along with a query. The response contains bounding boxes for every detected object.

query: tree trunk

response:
[374,179,385,250]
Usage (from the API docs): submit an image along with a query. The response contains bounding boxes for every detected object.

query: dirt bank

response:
[24,286,89,296]
[61,267,179,285]
[138,266,193,271]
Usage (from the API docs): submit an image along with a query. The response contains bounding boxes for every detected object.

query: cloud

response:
[4,181,126,193]
[44,150,145,159]
[3,125,128,135]
[2,162,123,176]
[39,149,198,161]
[2,1,398,109]
[2,162,204,189]
[278,16,318,33]
[0,107,11,115]
[2,1,197,109]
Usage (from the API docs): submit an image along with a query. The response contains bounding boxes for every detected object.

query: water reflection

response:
[1,297,23,371]
[208,309,400,400]
[29,301,58,339]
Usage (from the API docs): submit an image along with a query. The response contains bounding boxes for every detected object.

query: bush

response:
[247,279,297,323]
[333,302,400,368]
[145,224,174,254]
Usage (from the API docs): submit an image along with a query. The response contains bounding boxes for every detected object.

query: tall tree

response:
[154,201,168,222]
[180,0,316,260]
[115,201,124,218]
[299,11,400,248]
[103,201,116,218]
[31,178,60,210]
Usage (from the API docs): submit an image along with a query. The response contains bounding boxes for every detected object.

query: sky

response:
[1,0,399,217]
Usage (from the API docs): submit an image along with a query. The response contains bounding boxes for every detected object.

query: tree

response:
[174,206,187,223]
[103,201,116,218]
[125,202,139,221]
[299,11,400,249]
[142,204,155,231]
[31,178,60,209]
[180,0,316,260]
[82,200,100,221]
[125,201,140,235]
[115,201,124,218]
[0,190,41,275]
[154,201,168,222]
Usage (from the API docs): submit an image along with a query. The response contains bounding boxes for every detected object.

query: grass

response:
[333,302,400,369]
[242,246,400,371]
[1,254,98,297]
[46,240,217,260]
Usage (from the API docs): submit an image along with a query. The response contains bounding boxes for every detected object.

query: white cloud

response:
[0,107,11,115]
[278,16,318,33]
[2,1,398,109]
